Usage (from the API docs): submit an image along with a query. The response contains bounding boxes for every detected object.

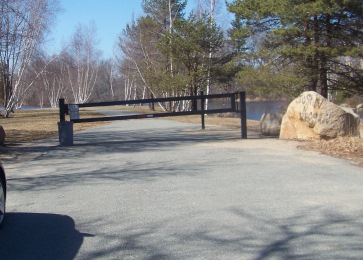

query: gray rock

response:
[260,112,284,136]
[357,104,363,121]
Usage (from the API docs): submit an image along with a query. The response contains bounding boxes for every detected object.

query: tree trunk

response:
[304,20,317,92]
[320,14,332,99]
[311,15,320,93]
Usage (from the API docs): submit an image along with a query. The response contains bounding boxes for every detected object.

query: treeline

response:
[228,0,363,101]
[1,0,362,117]
[117,0,235,112]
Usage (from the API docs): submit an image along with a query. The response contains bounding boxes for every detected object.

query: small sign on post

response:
[69,104,80,121]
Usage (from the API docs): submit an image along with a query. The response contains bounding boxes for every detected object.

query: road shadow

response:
[0,119,269,164]
[0,212,91,260]
[73,206,363,259]
[1,125,241,161]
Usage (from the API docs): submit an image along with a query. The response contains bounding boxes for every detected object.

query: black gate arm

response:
[58,92,248,139]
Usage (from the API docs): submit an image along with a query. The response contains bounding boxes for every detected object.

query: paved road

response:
[1,116,363,259]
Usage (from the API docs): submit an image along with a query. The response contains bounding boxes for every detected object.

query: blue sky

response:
[47,0,145,58]
[47,0,231,59]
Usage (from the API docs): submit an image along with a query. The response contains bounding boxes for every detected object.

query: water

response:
[208,100,287,121]
[0,106,51,110]
[246,101,287,121]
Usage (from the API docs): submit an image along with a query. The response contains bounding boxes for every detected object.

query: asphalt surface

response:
[1,113,363,259]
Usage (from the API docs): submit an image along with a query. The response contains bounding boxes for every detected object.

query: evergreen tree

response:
[169,12,224,105]
[142,0,187,31]
[119,0,226,111]
[228,0,363,97]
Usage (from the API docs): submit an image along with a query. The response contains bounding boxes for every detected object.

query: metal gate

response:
[58,92,247,145]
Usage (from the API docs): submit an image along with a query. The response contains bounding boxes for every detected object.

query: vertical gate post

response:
[240,92,247,139]
[231,93,236,111]
[200,91,205,130]
[58,98,74,146]
[59,98,66,122]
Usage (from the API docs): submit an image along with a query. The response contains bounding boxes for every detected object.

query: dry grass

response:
[119,105,261,131]
[0,106,362,166]
[298,136,363,166]
[0,109,107,143]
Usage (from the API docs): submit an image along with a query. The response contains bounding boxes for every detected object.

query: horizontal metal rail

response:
[72,108,235,123]
[58,92,247,140]
[76,93,235,108]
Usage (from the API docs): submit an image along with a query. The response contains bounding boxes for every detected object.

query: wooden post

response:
[59,98,66,122]
[240,92,247,139]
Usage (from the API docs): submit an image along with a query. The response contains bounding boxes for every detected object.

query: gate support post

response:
[59,98,66,122]
[201,91,205,130]
[58,98,74,146]
[58,121,74,146]
[240,92,247,139]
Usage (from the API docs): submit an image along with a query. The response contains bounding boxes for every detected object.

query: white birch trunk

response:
[1,0,59,117]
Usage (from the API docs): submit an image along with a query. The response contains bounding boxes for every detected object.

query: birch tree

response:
[35,53,67,108]
[92,58,119,101]
[118,17,158,100]
[0,0,59,117]
[118,59,138,102]
[66,22,100,104]
[141,0,187,99]
[142,0,187,88]
[196,0,216,109]
[118,0,225,111]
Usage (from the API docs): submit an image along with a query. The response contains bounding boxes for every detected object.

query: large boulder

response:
[0,125,5,145]
[357,104,363,122]
[260,113,283,136]
[280,91,361,140]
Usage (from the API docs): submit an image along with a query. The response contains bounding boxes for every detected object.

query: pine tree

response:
[169,12,224,107]
[228,0,363,97]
